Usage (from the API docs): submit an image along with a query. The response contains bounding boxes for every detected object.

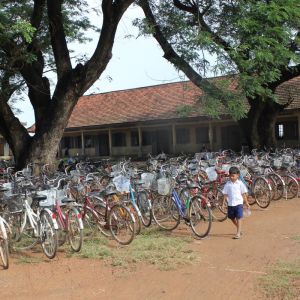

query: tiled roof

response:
[27,76,300,131]
[67,81,204,129]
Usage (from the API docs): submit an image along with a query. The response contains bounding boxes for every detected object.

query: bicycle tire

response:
[188,195,212,238]
[151,194,180,231]
[207,187,227,222]
[14,211,39,250]
[125,202,142,235]
[108,203,135,245]
[281,174,299,199]
[0,238,9,269]
[243,178,258,206]
[39,210,58,259]
[67,207,83,252]
[253,177,272,209]
[93,204,112,237]
[267,173,284,200]
[137,191,152,227]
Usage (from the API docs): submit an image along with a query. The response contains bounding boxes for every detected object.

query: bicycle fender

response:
[77,216,84,230]
[43,208,59,230]
[0,219,8,239]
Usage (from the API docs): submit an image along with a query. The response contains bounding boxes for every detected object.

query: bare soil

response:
[1,198,300,300]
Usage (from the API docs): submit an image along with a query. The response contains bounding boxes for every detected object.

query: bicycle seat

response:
[61,198,75,204]
[32,195,47,201]
[187,182,199,188]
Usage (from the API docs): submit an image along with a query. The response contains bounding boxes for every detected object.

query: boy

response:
[222,166,250,239]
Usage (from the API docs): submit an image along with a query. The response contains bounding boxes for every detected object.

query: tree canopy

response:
[0,0,134,169]
[136,0,300,146]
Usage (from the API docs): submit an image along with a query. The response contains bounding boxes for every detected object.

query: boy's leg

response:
[236,218,242,235]
[230,218,238,228]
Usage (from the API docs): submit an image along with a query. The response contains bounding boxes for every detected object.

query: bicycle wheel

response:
[108,203,135,245]
[0,221,9,269]
[207,187,227,222]
[15,211,39,250]
[281,174,299,199]
[267,173,284,200]
[93,204,112,237]
[151,194,180,231]
[67,207,83,252]
[137,191,152,227]
[243,178,257,205]
[39,210,58,259]
[253,177,272,209]
[0,238,9,269]
[125,202,142,235]
[188,195,212,238]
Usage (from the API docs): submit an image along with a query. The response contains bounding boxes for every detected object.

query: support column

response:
[209,122,213,151]
[81,131,85,156]
[4,142,9,157]
[108,129,112,157]
[172,124,176,154]
[138,127,142,158]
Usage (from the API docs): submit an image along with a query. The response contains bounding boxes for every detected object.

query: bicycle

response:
[50,179,83,252]
[0,210,10,269]
[152,176,212,238]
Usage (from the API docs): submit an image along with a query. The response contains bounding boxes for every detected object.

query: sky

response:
[17,2,185,127]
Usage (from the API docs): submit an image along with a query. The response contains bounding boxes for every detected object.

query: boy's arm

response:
[242,193,250,208]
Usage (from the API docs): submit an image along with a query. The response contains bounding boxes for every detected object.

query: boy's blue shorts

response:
[228,205,243,220]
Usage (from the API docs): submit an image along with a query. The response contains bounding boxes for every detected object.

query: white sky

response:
[17,2,185,127]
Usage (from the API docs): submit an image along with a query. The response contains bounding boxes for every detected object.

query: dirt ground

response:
[1,198,300,300]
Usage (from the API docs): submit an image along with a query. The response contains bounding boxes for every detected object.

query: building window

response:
[131,131,139,147]
[84,135,95,148]
[196,127,209,143]
[62,136,82,149]
[176,128,190,144]
[142,131,153,146]
[276,121,298,140]
[112,132,126,147]
[278,124,284,138]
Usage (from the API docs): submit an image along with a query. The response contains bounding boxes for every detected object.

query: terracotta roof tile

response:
[29,76,300,131]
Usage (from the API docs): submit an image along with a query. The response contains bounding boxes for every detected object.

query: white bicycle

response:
[0,214,10,269]
[11,193,59,259]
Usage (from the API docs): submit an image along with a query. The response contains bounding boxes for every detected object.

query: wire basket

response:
[113,175,130,193]
[205,167,218,181]
[157,177,173,195]
[6,196,23,213]
[141,173,155,189]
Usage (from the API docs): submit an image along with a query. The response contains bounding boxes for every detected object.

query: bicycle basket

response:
[37,189,56,207]
[141,173,155,189]
[6,196,23,213]
[113,175,130,193]
[205,167,218,181]
[157,177,172,195]
[273,158,282,168]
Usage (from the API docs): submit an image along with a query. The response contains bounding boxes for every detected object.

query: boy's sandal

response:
[233,234,241,239]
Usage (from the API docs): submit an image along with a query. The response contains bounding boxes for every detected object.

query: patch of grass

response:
[17,256,43,264]
[69,227,198,270]
[261,259,300,299]
[291,235,300,241]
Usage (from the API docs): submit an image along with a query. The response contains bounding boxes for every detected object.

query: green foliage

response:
[261,259,300,299]
[137,0,300,118]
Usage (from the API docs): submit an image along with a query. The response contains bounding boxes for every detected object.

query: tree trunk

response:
[258,101,283,148]
[238,98,264,149]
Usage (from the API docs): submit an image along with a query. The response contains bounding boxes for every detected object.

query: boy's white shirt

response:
[222,179,248,206]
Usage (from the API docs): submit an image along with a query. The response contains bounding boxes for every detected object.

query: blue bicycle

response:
[151,178,212,238]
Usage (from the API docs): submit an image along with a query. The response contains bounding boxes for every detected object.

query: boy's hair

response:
[229,166,240,175]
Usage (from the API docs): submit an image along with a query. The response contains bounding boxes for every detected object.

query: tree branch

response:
[139,0,233,108]
[47,0,72,80]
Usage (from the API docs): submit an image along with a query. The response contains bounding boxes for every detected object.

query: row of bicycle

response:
[0,150,299,269]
